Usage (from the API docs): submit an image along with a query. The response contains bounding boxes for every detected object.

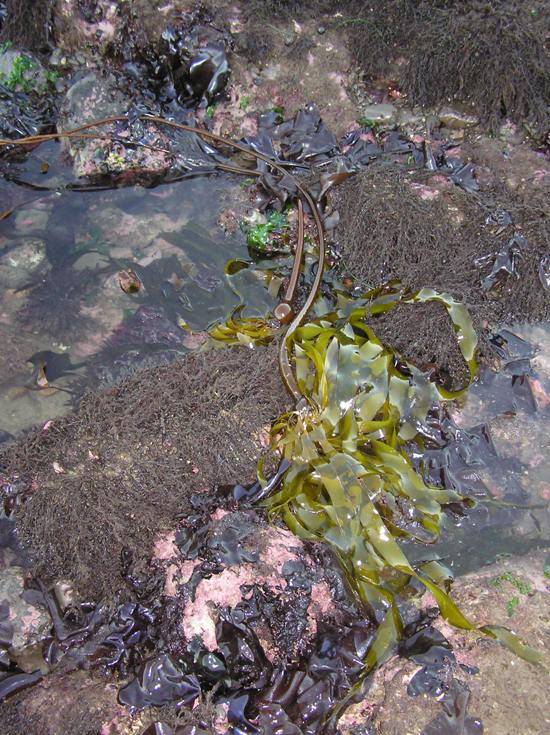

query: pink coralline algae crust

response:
[153,518,340,655]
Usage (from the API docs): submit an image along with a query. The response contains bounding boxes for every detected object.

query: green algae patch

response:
[506,597,520,617]
[241,209,290,255]
[489,572,533,596]
[489,571,534,619]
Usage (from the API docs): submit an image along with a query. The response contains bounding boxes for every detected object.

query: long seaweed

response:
[263,284,544,672]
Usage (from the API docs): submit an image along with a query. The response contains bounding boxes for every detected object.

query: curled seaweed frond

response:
[208,306,280,346]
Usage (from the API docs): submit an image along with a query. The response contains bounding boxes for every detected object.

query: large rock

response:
[57,72,172,180]
[154,511,342,658]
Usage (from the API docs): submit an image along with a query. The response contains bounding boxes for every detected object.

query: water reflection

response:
[0,151,274,436]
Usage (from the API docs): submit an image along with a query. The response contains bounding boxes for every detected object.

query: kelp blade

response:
[265,289,543,676]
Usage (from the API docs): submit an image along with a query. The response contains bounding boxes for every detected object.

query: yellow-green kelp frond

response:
[208,306,280,347]
[267,287,543,671]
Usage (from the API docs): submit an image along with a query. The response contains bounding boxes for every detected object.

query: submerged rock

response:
[107,305,183,348]
[0,238,46,289]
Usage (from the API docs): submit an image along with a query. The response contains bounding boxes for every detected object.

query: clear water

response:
[0,141,275,437]
[421,322,550,573]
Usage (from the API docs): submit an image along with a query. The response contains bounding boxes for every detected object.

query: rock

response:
[444,127,466,142]
[438,107,480,130]
[155,511,343,658]
[0,566,51,655]
[498,120,525,145]
[57,71,128,167]
[13,207,50,237]
[57,70,127,127]
[340,658,440,735]
[0,49,55,137]
[54,0,176,58]
[0,238,46,288]
[73,52,87,67]
[358,103,397,125]
[342,550,550,735]
[57,72,172,180]
[396,108,425,128]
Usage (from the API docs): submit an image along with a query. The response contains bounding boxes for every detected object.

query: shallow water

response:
[420,322,550,575]
[0,143,275,437]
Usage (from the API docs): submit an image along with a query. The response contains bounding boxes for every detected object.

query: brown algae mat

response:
[1,671,120,735]
[332,163,550,386]
[346,0,550,132]
[247,0,550,133]
[1,342,291,600]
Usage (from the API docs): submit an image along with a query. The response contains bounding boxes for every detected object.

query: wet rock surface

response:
[155,511,343,657]
[341,551,550,735]
[57,72,173,180]
[0,565,51,656]
[0,1,549,733]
